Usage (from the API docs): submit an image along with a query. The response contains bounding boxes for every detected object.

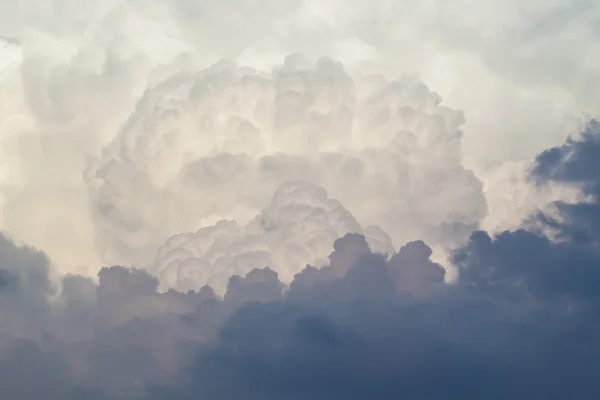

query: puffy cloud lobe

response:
[389,240,445,296]
[224,267,285,306]
[153,180,389,294]
[88,55,486,291]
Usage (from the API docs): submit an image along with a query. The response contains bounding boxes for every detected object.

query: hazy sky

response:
[0,1,599,398]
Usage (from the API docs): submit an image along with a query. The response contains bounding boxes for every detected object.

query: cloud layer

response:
[0,1,599,398]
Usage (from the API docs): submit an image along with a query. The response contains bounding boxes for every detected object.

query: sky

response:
[0,0,599,398]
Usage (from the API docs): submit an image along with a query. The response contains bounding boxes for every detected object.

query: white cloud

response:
[0,0,597,286]
[83,55,486,292]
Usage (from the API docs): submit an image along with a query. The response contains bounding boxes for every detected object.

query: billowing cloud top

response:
[0,125,599,398]
[0,1,599,398]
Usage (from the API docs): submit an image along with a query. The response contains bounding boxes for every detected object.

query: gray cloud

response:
[148,237,600,399]
[3,119,600,398]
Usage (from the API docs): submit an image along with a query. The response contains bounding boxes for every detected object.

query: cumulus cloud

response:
[0,125,598,398]
[152,180,391,294]
[84,54,486,290]
[1,0,596,278]
[0,1,599,398]
[144,127,600,399]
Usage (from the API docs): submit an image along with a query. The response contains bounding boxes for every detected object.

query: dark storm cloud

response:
[532,119,600,243]
[147,231,600,399]
[0,235,222,398]
[533,120,600,193]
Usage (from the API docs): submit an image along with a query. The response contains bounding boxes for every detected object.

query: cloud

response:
[1,0,596,280]
[530,120,600,242]
[6,118,600,397]
[0,234,54,341]
[146,128,600,398]
[148,234,600,399]
[82,54,487,292]
[0,1,599,398]
[0,233,219,398]
[152,180,395,294]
